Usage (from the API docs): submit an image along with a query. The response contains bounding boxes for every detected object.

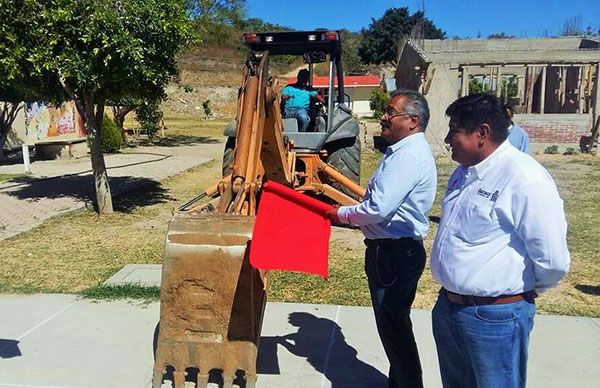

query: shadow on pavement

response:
[575,284,600,295]
[2,175,173,213]
[0,339,22,359]
[131,135,221,148]
[259,312,388,387]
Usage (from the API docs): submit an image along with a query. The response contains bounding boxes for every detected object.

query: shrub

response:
[183,84,194,93]
[100,113,122,153]
[135,100,163,139]
[369,88,388,119]
[202,99,213,119]
[564,147,579,155]
[544,145,559,154]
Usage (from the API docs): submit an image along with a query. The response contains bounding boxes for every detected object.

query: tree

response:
[358,8,445,67]
[339,29,367,74]
[487,32,515,39]
[560,15,584,36]
[0,0,194,213]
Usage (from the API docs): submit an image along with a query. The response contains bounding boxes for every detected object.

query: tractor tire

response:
[222,136,235,178]
[325,136,362,200]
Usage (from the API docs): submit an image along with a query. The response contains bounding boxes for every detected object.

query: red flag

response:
[249,181,333,279]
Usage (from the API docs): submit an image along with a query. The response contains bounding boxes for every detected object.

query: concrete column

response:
[580,65,588,113]
[496,66,502,97]
[22,144,31,173]
[559,66,566,109]
[594,63,600,128]
[461,66,469,97]
[526,66,536,113]
[540,66,547,114]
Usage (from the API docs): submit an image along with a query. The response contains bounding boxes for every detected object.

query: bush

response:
[544,145,559,154]
[100,113,122,153]
[564,147,579,155]
[202,99,213,119]
[183,84,194,93]
[135,100,163,139]
[369,88,388,119]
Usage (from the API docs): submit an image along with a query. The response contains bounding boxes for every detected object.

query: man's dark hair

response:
[445,93,510,143]
[391,89,430,131]
[297,69,309,82]
[504,103,515,116]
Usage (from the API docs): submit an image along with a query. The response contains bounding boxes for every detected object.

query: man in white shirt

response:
[326,90,437,388]
[431,93,570,388]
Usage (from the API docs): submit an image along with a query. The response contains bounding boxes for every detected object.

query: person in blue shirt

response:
[505,103,530,153]
[282,69,324,132]
[326,90,437,388]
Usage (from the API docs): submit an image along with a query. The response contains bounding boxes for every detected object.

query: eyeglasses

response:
[381,108,414,120]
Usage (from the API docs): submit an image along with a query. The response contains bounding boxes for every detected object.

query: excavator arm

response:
[153,51,364,388]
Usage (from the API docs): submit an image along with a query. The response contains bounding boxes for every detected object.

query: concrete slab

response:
[0,294,598,388]
[104,264,163,287]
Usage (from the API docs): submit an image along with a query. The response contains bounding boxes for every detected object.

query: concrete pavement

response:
[0,294,598,388]
[0,142,224,240]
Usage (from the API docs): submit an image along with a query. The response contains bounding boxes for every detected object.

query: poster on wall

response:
[25,101,84,141]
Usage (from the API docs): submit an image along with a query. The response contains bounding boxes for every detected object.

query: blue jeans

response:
[365,238,426,388]
[432,290,536,388]
[285,108,310,132]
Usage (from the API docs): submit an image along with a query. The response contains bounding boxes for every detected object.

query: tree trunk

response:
[112,105,134,143]
[0,102,23,162]
[83,97,113,214]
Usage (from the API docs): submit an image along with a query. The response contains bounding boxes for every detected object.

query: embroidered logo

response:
[490,190,499,202]
[477,188,491,198]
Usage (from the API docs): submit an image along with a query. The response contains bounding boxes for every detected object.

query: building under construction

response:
[395,37,600,153]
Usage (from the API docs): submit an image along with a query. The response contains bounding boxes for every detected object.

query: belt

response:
[442,288,537,306]
[364,237,422,246]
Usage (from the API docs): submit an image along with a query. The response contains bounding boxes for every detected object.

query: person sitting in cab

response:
[282,69,325,132]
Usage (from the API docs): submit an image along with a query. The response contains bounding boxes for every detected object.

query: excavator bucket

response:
[153,212,266,388]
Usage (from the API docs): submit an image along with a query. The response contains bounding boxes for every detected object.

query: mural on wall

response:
[25,101,84,140]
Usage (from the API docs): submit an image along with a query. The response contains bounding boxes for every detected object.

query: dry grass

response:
[0,160,222,293]
[271,151,600,318]
[1,115,598,317]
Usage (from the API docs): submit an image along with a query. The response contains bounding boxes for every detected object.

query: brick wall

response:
[515,113,592,143]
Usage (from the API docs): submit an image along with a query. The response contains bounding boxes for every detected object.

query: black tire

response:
[222,136,236,178]
[325,136,361,200]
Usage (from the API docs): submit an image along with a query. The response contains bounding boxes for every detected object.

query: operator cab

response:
[243,30,354,152]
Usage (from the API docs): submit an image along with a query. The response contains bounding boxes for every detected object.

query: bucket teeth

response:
[153,215,267,388]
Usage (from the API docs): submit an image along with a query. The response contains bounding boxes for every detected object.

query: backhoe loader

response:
[153,30,365,388]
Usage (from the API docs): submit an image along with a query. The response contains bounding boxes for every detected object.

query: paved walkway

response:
[0,294,598,388]
[0,142,224,240]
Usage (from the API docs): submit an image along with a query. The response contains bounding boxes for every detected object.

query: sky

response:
[246,0,600,39]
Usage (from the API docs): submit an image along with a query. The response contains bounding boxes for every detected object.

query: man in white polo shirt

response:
[431,93,570,388]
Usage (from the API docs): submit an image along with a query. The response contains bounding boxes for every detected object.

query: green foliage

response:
[358,8,445,66]
[488,32,515,39]
[81,284,160,303]
[239,17,292,32]
[544,145,560,154]
[135,100,163,139]
[101,113,122,153]
[202,99,213,118]
[564,147,579,155]
[369,88,389,119]
[500,76,518,103]
[468,78,488,94]
[186,0,245,26]
[183,84,194,93]
[0,0,195,105]
[340,29,368,74]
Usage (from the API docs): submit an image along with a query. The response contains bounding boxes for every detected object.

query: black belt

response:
[364,237,422,247]
[442,288,537,305]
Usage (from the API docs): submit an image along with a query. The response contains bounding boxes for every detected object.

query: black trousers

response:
[364,238,426,388]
